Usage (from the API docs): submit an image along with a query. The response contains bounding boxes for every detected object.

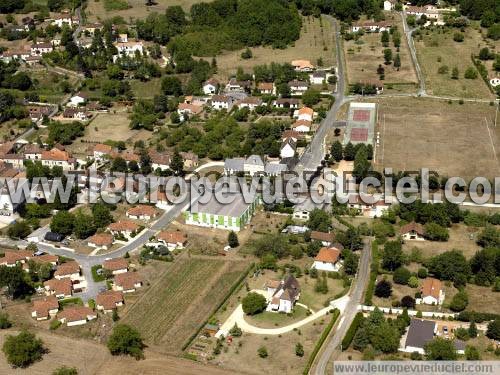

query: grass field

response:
[122,256,249,353]
[415,25,495,99]
[343,13,417,92]
[214,15,336,80]
[129,78,162,99]
[375,97,500,180]
[465,284,500,314]
[85,0,201,23]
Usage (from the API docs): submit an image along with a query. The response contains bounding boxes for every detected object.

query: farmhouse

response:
[177,103,203,120]
[419,278,445,305]
[114,40,144,57]
[310,231,334,246]
[400,222,425,241]
[92,143,114,163]
[291,59,314,72]
[157,231,188,249]
[224,155,265,176]
[405,5,440,20]
[68,92,88,107]
[184,191,258,232]
[309,71,327,85]
[58,306,97,326]
[63,107,90,121]
[30,42,53,55]
[103,258,129,275]
[126,205,157,220]
[52,13,73,27]
[87,232,114,250]
[96,290,124,313]
[266,275,301,313]
[44,278,73,299]
[312,247,342,272]
[296,107,314,122]
[343,102,377,146]
[292,119,312,133]
[351,20,393,33]
[203,78,219,95]
[31,296,59,320]
[28,106,52,122]
[113,272,143,293]
[347,194,390,218]
[180,151,199,169]
[148,149,171,171]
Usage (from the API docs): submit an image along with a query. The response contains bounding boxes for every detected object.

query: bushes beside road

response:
[341,312,364,351]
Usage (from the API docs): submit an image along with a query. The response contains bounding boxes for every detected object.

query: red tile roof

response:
[315,247,341,263]
[400,221,424,236]
[114,272,142,290]
[310,231,333,242]
[96,290,123,310]
[127,205,157,217]
[54,261,80,277]
[107,220,139,233]
[88,233,114,247]
[421,278,442,299]
[44,278,72,296]
[1,250,32,265]
[102,258,128,272]
[157,231,187,244]
[32,296,59,317]
[58,306,96,323]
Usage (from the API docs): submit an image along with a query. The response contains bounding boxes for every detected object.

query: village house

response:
[157,231,188,249]
[0,50,30,63]
[177,102,203,120]
[54,261,84,282]
[68,92,88,107]
[266,275,301,313]
[102,258,129,275]
[347,194,390,218]
[23,144,43,161]
[310,231,334,246]
[57,306,97,326]
[0,250,32,267]
[296,107,314,122]
[257,82,275,95]
[291,59,314,72]
[288,80,309,95]
[63,107,90,121]
[25,55,42,66]
[44,278,73,299]
[211,95,234,110]
[400,222,425,241]
[419,278,445,305]
[114,40,144,58]
[244,155,265,176]
[113,272,143,293]
[384,0,396,11]
[30,42,53,55]
[401,319,465,355]
[273,98,300,109]
[96,290,124,313]
[52,13,73,27]
[92,143,114,163]
[351,20,393,33]
[148,149,171,171]
[28,106,52,122]
[107,220,139,240]
[312,247,342,272]
[309,71,327,85]
[280,138,297,159]
[292,119,312,133]
[31,296,59,320]
[31,254,59,268]
[225,78,252,93]
[405,5,440,20]
[82,22,103,35]
[236,97,263,111]
[126,205,157,220]
[180,151,199,169]
[282,130,302,142]
[87,232,114,250]
[41,148,76,171]
[203,78,219,95]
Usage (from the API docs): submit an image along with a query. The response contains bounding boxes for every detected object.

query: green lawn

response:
[244,305,309,328]
[130,78,162,99]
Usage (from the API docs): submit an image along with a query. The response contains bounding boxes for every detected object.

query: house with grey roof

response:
[183,191,259,232]
[264,162,288,176]
[224,157,245,175]
[224,155,265,176]
[266,275,301,313]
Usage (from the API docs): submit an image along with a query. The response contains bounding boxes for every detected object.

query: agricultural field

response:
[415,24,496,99]
[85,0,203,23]
[214,16,336,80]
[122,256,250,353]
[465,284,500,314]
[375,97,500,180]
[343,14,418,93]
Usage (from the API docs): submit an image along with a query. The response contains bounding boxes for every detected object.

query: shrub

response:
[341,312,364,350]
[417,268,428,278]
[0,312,12,329]
[258,346,268,358]
[393,267,411,285]
[53,366,78,375]
[374,279,392,298]
[408,276,419,288]
[401,295,416,308]
[2,331,45,368]
[107,324,145,359]
[50,319,61,330]
[453,33,464,42]
[449,291,469,312]
[242,292,267,315]
[464,67,478,79]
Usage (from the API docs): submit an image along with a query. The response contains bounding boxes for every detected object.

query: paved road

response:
[296,16,348,172]
[313,238,372,374]
[401,11,426,96]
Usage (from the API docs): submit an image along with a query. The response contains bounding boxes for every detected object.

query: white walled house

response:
[288,80,309,95]
[419,278,445,305]
[203,78,219,95]
[312,247,342,272]
[400,222,425,241]
[266,275,300,313]
[384,0,396,11]
[211,95,234,110]
[68,92,87,107]
[280,138,296,159]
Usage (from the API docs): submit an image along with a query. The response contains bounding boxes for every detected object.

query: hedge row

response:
[302,309,340,375]
[457,311,500,323]
[181,262,255,352]
[363,241,379,306]
[341,312,364,351]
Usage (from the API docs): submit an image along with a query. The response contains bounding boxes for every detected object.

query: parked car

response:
[44,232,64,242]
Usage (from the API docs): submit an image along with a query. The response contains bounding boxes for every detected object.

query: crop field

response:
[122,256,249,353]
[214,16,336,80]
[375,97,500,180]
[415,25,495,99]
[344,13,417,92]
[85,0,203,23]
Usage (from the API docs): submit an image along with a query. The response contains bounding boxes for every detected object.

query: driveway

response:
[216,291,349,337]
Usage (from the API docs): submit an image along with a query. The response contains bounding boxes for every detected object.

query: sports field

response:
[375,97,500,180]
